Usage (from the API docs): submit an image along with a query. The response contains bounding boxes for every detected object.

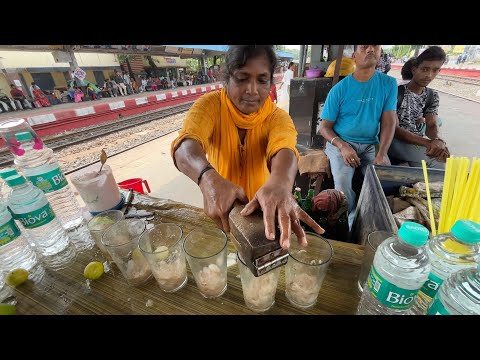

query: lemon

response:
[132,248,144,262]
[84,261,104,280]
[5,268,29,287]
[155,246,169,261]
[0,304,16,315]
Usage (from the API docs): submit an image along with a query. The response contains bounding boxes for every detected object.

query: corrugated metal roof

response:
[165,45,295,59]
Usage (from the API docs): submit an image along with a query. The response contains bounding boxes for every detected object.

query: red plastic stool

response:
[117,178,151,194]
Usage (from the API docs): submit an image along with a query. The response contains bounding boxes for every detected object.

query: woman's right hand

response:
[198,170,248,232]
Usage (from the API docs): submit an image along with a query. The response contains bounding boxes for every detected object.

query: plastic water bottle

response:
[356,222,431,315]
[0,201,44,283]
[12,131,94,251]
[0,167,37,249]
[5,174,76,270]
[409,220,480,315]
[427,266,480,315]
[0,167,18,200]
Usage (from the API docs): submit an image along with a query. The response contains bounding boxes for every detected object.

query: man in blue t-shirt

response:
[319,45,397,229]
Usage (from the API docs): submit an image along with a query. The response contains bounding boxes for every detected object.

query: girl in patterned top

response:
[388,46,449,169]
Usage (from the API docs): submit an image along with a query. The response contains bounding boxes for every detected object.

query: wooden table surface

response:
[10,194,365,315]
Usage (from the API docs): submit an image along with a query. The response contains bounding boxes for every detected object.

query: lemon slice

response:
[0,304,16,315]
[5,268,29,287]
[155,246,169,261]
[132,248,145,262]
[84,261,105,280]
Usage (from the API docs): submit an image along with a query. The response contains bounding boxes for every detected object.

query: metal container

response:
[352,165,445,246]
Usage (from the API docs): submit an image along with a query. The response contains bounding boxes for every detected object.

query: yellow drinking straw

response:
[422,160,437,236]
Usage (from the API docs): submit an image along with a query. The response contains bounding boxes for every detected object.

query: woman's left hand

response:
[240,182,325,249]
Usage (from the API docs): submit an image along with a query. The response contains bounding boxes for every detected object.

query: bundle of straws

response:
[430,156,480,235]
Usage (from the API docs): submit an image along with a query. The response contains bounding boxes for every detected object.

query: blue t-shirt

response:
[320,72,397,144]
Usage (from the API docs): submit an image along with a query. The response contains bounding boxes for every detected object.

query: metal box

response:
[352,165,445,245]
[289,77,333,149]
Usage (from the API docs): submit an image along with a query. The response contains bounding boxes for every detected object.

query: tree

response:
[392,45,412,59]
[186,58,201,73]
[117,54,135,77]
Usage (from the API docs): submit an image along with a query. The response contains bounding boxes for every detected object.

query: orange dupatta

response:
[172,88,298,200]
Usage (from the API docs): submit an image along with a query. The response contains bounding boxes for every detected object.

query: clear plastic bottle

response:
[13,131,94,251]
[427,266,480,315]
[409,220,480,315]
[0,200,44,283]
[5,174,76,270]
[0,167,18,200]
[356,222,431,315]
[0,167,37,249]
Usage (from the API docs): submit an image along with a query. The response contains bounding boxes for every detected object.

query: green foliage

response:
[186,58,201,73]
[117,54,134,63]
[391,45,413,59]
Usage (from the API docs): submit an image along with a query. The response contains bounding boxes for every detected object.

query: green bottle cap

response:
[451,220,480,243]
[4,174,27,187]
[0,167,18,179]
[15,131,34,142]
[398,221,429,246]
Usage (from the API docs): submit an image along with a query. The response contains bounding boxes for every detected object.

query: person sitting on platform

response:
[29,82,51,107]
[10,84,32,110]
[0,89,16,111]
[171,45,324,249]
[319,45,397,230]
[73,86,84,103]
[388,46,449,169]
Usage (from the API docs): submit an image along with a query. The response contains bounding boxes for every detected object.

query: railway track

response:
[436,74,480,87]
[0,102,192,168]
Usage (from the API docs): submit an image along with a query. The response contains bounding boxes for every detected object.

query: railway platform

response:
[0,82,223,139]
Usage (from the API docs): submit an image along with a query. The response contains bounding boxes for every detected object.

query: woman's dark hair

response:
[414,46,447,67]
[222,45,277,83]
[401,58,416,80]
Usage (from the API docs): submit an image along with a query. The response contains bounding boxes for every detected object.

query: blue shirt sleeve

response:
[320,85,340,122]
[383,77,398,112]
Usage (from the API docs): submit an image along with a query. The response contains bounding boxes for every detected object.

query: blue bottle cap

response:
[4,174,27,187]
[451,220,480,243]
[0,167,18,179]
[15,131,33,142]
[398,222,430,246]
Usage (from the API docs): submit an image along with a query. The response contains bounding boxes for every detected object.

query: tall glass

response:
[285,232,334,309]
[87,210,124,260]
[183,227,228,298]
[138,223,187,293]
[101,218,151,286]
[357,230,393,293]
[237,252,280,312]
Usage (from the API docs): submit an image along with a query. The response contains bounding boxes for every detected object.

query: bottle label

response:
[419,272,444,299]
[427,295,450,315]
[366,264,421,310]
[27,167,67,193]
[13,203,56,229]
[0,218,21,247]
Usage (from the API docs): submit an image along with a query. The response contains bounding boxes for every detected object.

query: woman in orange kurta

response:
[171,45,323,249]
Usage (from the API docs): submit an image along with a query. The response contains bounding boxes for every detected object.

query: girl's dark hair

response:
[222,45,277,83]
[401,58,416,80]
[414,46,447,67]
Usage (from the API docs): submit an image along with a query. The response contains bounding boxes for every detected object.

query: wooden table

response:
[9,194,365,315]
